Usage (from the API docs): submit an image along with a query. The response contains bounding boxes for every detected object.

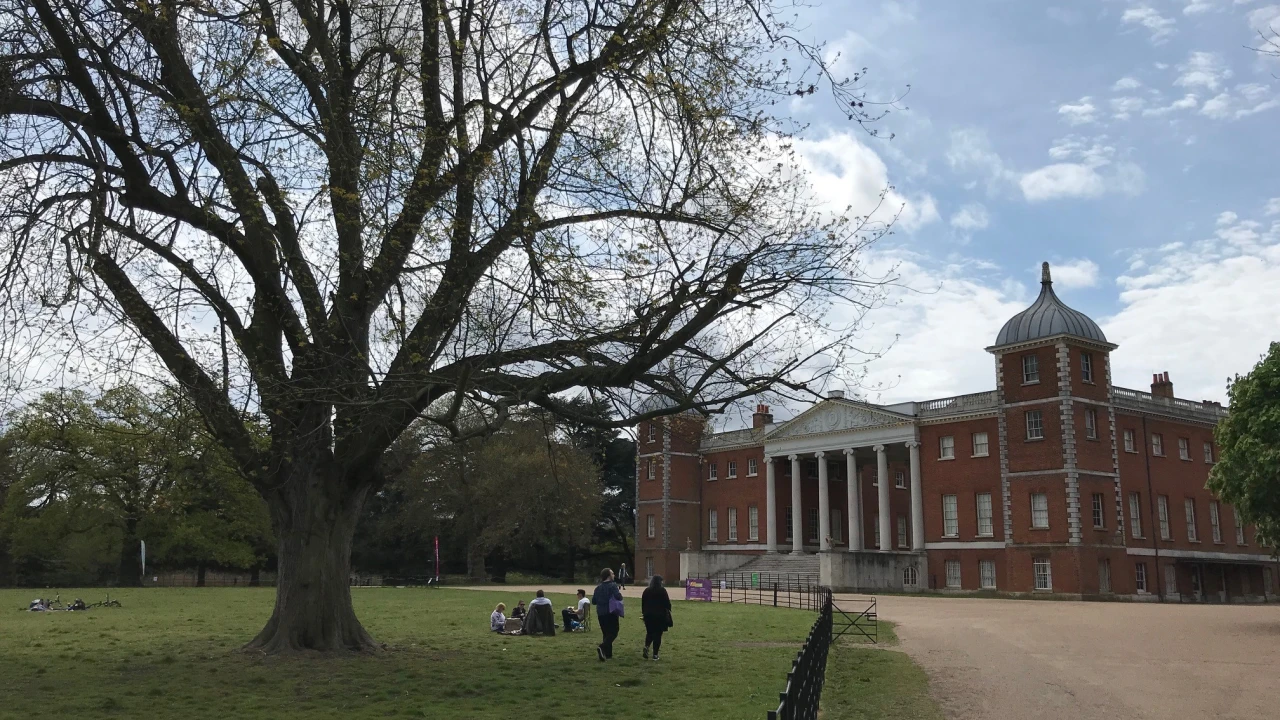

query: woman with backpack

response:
[591,567,623,661]
[641,575,672,660]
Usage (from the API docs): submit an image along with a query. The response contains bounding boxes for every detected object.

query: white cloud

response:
[1122,6,1178,42]
[1183,0,1217,14]
[950,203,990,232]
[1047,258,1101,288]
[1175,51,1232,90]
[1020,164,1107,201]
[1113,76,1143,91]
[1266,198,1280,215]
[1198,84,1280,118]
[1108,210,1280,402]
[1142,93,1199,115]
[1247,5,1280,33]
[1111,95,1146,119]
[1058,96,1099,125]
[946,128,1016,194]
[790,132,939,232]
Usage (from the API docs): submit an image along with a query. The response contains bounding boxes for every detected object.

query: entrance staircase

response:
[712,552,820,588]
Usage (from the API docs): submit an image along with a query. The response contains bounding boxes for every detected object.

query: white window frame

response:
[807,507,819,543]
[1081,351,1094,382]
[748,505,759,541]
[1203,442,1214,464]
[709,462,718,481]
[897,515,908,548]
[939,435,955,460]
[1152,434,1164,456]
[647,425,656,443]
[1022,353,1040,383]
[972,432,989,457]
[646,556,654,578]
[942,495,959,537]
[945,560,962,588]
[647,460,655,480]
[976,493,994,537]
[903,566,918,588]
[708,509,718,543]
[1209,501,1221,543]
[1178,437,1190,461]
[647,514,655,539]
[1157,496,1171,540]
[1235,509,1246,545]
[1123,429,1135,453]
[728,507,738,542]
[1033,557,1052,591]
[1031,493,1050,529]
[1084,408,1098,440]
[727,460,737,479]
[979,560,997,589]
[895,470,907,489]
[1135,562,1147,593]
[1129,492,1143,538]
[1185,499,1198,542]
[1092,493,1105,529]
[1098,559,1112,594]
[1165,566,1178,597]
[1025,410,1044,440]
[747,458,758,477]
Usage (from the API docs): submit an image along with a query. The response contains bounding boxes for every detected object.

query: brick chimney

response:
[752,404,773,429]
[1151,371,1174,398]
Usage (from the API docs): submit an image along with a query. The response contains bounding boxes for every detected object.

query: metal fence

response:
[706,573,826,611]
[767,588,834,720]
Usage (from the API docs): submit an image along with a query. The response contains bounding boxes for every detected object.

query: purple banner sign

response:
[685,578,712,601]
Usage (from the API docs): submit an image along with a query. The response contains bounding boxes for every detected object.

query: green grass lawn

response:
[0,587,937,719]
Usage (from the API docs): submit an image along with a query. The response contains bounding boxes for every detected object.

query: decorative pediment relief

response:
[767,400,910,440]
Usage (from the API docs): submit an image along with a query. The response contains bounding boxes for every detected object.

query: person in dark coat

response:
[617,563,630,589]
[591,568,623,661]
[641,574,672,660]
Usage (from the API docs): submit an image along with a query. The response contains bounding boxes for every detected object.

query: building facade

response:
[635,264,1278,601]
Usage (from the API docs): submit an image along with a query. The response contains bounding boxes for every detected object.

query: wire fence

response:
[701,573,828,611]
[767,588,834,720]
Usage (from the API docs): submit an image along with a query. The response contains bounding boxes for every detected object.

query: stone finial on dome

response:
[1041,261,1051,285]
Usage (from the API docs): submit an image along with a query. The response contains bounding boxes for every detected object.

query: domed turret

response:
[992,262,1108,348]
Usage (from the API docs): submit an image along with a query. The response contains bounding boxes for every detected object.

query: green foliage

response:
[0,387,272,585]
[1208,342,1280,548]
[0,587,935,719]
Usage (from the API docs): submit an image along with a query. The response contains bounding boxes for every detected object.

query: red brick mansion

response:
[635,263,1278,601]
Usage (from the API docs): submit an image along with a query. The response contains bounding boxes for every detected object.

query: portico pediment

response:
[766,399,913,441]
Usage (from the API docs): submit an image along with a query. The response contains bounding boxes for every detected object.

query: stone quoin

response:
[634,263,1278,601]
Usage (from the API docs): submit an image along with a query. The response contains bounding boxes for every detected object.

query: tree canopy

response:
[0,0,895,651]
[1208,341,1280,549]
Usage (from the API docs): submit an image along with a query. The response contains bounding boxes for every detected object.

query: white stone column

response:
[875,444,891,551]
[765,456,778,553]
[845,449,861,551]
[789,454,803,553]
[907,441,924,551]
[817,451,831,551]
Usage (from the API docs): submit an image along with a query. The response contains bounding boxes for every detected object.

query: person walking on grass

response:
[641,575,672,660]
[592,568,623,661]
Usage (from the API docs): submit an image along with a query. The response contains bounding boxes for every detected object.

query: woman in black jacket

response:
[641,575,672,660]
[591,568,623,661]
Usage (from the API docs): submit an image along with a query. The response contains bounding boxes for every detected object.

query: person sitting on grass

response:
[491,603,507,632]
[562,589,590,631]
[529,589,552,612]
[512,600,527,619]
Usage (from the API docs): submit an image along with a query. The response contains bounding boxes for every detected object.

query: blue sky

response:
[774,0,1280,408]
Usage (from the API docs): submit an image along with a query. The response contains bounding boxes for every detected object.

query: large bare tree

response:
[0,0,897,652]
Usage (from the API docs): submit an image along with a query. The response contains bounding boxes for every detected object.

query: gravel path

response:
[862,594,1280,720]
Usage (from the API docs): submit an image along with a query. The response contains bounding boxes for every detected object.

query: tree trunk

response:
[566,544,577,582]
[118,518,142,587]
[466,540,487,581]
[244,468,377,653]
[249,565,261,587]
[196,563,207,587]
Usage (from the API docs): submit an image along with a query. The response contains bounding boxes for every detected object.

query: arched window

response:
[903,566,919,587]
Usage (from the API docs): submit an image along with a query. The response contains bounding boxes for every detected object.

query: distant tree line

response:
[0,388,635,587]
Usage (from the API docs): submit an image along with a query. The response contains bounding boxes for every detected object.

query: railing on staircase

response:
[697,573,827,611]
